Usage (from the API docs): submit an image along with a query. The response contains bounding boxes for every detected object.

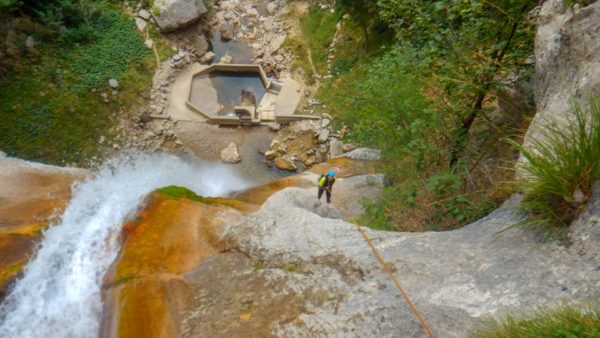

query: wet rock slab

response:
[0,157,87,298]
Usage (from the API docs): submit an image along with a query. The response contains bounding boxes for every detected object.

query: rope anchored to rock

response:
[353,221,436,338]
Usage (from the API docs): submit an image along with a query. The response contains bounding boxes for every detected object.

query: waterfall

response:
[0,153,252,338]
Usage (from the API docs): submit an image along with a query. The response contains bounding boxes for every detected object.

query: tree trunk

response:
[449,4,528,167]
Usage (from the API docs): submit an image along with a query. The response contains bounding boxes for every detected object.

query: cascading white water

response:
[0,153,253,338]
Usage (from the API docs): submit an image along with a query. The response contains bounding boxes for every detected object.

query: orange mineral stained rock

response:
[101,193,248,338]
[0,157,87,299]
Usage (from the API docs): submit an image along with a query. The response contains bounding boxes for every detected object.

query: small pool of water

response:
[209,31,254,64]
[209,71,266,115]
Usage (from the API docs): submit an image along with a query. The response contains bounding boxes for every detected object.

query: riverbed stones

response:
[264,150,277,160]
[220,142,241,164]
[153,0,208,32]
[246,7,259,17]
[274,156,296,171]
[219,53,233,64]
[266,2,278,15]
[200,51,215,64]
[317,129,330,143]
[220,22,235,40]
[144,39,154,49]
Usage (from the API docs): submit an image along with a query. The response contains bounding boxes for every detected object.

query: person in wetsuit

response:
[317,170,336,204]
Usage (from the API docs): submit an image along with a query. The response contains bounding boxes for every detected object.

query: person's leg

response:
[326,190,331,203]
[317,188,324,200]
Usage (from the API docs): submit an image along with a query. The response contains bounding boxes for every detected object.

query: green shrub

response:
[472,302,600,338]
[155,185,211,203]
[331,57,356,75]
[0,0,17,9]
[0,5,152,165]
[509,100,600,236]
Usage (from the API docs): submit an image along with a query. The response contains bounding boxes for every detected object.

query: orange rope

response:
[353,221,436,338]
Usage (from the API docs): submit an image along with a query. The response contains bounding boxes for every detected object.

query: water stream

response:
[0,153,254,338]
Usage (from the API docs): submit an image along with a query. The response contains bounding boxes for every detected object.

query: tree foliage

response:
[318,0,536,230]
[376,0,536,165]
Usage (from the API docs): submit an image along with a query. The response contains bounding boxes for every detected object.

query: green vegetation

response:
[297,5,338,75]
[472,302,600,338]
[282,37,317,85]
[0,1,158,165]
[509,101,600,236]
[285,0,392,84]
[155,186,214,204]
[282,263,304,274]
[307,0,535,230]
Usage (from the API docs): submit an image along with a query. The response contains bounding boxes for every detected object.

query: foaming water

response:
[0,153,253,338]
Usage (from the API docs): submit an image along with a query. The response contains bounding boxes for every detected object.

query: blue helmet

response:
[328,171,335,177]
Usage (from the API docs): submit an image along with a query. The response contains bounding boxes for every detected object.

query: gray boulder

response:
[200,51,215,64]
[328,137,344,158]
[220,22,235,41]
[339,147,381,161]
[317,129,329,143]
[220,142,241,164]
[153,0,208,32]
[138,9,152,20]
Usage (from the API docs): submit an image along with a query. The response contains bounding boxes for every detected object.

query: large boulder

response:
[519,0,600,175]
[152,0,208,33]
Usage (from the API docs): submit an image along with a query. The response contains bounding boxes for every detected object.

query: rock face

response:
[99,151,599,336]
[0,157,87,298]
[100,192,250,338]
[101,157,378,337]
[222,187,600,337]
[520,0,600,174]
[220,142,241,164]
[153,0,208,32]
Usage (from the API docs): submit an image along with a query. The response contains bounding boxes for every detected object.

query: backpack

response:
[318,175,327,188]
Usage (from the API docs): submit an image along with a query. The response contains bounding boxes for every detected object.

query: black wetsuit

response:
[317,175,335,203]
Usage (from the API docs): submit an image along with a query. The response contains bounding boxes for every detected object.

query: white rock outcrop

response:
[519,0,600,175]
